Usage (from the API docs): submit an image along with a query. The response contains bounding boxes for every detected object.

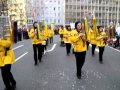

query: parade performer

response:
[29,22,43,65]
[96,27,107,64]
[70,21,87,79]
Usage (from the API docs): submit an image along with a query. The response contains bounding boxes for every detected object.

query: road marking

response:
[95,48,99,52]
[13,45,24,50]
[15,52,28,62]
[107,46,120,53]
[46,44,57,52]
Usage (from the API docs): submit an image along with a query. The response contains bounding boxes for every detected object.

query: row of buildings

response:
[0,0,120,27]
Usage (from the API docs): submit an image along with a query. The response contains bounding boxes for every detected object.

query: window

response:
[77,12,80,16]
[58,1,60,4]
[58,7,60,10]
[77,5,80,9]
[66,5,68,9]
[58,19,60,23]
[54,19,56,23]
[81,6,83,10]
[99,13,101,17]
[66,0,68,2]
[69,5,72,9]
[58,13,60,17]
[54,7,56,11]
[73,5,76,9]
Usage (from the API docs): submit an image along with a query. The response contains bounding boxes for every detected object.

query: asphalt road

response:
[0,35,120,90]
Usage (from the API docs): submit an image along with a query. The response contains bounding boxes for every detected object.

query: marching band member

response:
[0,39,16,90]
[64,26,72,56]
[41,26,47,54]
[29,22,43,65]
[89,17,98,56]
[59,26,65,46]
[49,25,54,44]
[70,21,87,79]
[96,27,107,64]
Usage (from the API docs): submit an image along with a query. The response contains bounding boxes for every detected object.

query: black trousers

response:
[86,41,90,50]
[45,39,48,50]
[75,51,86,76]
[92,44,96,55]
[33,44,42,64]
[50,37,53,44]
[98,47,105,62]
[1,64,16,89]
[41,45,45,53]
[66,43,71,55]
[115,36,120,48]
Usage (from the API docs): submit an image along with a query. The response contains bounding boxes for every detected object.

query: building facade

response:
[26,0,34,20]
[0,0,8,16]
[38,0,65,25]
[65,0,120,26]
[8,0,27,27]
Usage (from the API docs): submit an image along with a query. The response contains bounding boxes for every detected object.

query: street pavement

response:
[0,35,120,90]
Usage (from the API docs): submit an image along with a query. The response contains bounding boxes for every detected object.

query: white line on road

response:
[107,46,120,53]
[95,48,99,52]
[13,45,24,50]
[46,44,57,52]
[15,52,28,62]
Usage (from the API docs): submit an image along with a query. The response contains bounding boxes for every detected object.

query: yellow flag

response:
[84,18,89,37]
[37,23,41,39]
[92,18,98,37]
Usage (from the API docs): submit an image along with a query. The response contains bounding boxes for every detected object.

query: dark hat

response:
[75,21,82,29]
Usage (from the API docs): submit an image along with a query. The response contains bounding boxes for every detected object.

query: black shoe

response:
[11,83,16,90]
[34,63,38,66]
[67,53,70,56]
[99,60,103,64]
[39,60,42,63]
[77,75,81,79]
[77,73,81,79]
[4,87,12,90]
[92,54,95,56]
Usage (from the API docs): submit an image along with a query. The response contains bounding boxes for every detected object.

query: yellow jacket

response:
[59,28,64,35]
[41,30,47,41]
[0,40,15,67]
[49,29,54,38]
[44,30,49,39]
[63,30,72,43]
[59,28,64,41]
[96,31,107,47]
[29,28,42,44]
[70,30,87,52]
